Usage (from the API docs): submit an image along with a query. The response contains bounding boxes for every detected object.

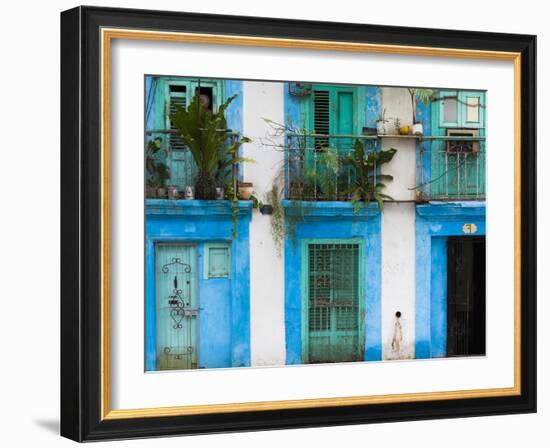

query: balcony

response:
[417,135,486,201]
[284,132,380,201]
[145,129,241,199]
[283,132,486,203]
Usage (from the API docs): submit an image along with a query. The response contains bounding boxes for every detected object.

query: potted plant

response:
[408,88,435,136]
[344,139,397,212]
[171,93,253,199]
[392,117,410,135]
[146,180,157,198]
[167,185,179,200]
[145,137,170,198]
[260,203,273,215]
[155,163,170,198]
[238,182,254,200]
[376,108,390,136]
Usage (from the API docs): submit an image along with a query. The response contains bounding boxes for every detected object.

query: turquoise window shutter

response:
[203,243,231,279]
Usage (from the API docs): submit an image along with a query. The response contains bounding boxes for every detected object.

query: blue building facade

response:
[144,77,487,370]
[144,77,252,370]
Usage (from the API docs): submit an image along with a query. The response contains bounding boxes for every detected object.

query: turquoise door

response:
[155,243,198,370]
[304,241,363,363]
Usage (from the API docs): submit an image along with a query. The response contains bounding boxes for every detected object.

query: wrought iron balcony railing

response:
[145,129,241,199]
[284,132,486,202]
[284,133,379,201]
[416,136,486,201]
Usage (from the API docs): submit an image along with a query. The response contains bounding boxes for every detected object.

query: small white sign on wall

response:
[462,223,478,234]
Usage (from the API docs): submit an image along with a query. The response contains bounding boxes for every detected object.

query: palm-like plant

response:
[345,140,397,211]
[408,88,435,124]
[171,93,252,199]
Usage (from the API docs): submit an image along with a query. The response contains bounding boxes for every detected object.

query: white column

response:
[242,81,286,366]
[380,87,417,359]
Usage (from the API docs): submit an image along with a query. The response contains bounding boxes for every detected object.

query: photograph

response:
[144,76,487,371]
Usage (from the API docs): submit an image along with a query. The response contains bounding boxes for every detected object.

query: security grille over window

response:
[307,243,361,363]
[446,129,480,154]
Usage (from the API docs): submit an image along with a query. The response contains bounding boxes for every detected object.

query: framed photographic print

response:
[60,6,537,442]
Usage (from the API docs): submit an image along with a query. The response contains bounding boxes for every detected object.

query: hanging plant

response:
[268,185,284,255]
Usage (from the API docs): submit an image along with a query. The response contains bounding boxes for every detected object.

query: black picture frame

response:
[61,5,536,442]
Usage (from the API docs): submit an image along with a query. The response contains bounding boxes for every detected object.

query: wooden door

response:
[156,243,198,370]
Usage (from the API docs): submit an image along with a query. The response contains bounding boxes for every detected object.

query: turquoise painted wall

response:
[282,84,383,363]
[144,77,249,370]
[145,200,252,370]
[283,202,382,364]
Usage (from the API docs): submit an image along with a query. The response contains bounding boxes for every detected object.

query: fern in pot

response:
[345,139,397,212]
[171,93,252,199]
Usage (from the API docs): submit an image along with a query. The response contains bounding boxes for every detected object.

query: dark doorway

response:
[447,236,486,357]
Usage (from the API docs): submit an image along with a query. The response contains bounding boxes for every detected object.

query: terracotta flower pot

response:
[238,182,254,200]
[146,185,157,198]
[167,185,179,200]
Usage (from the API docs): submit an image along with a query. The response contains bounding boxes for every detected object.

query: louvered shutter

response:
[168,85,187,151]
[167,84,197,189]
[313,89,330,151]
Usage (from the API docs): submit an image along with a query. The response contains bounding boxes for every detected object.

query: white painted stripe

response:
[242,81,286,366]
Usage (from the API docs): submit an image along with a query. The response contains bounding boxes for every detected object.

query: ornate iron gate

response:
[155,244,198,370]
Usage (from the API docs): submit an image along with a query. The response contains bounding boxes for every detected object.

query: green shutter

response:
[306,86,359,199]
[168,84,187,151]
[335,91,353,135]
[203,243,231,279]
[313,89,330,150]
[155,243,198,370]
[304,241,362,363]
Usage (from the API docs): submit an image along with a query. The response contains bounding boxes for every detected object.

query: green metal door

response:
[304,241,363,363]
[156,243,198,370]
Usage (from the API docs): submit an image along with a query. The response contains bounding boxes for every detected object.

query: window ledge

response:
[145,199,253,217]
[281,200,380,218]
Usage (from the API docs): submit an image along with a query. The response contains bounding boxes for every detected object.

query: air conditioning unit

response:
[288,82,312,96]
[446,129,480,154]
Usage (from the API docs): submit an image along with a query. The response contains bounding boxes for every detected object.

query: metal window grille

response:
[308,243,359,333]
